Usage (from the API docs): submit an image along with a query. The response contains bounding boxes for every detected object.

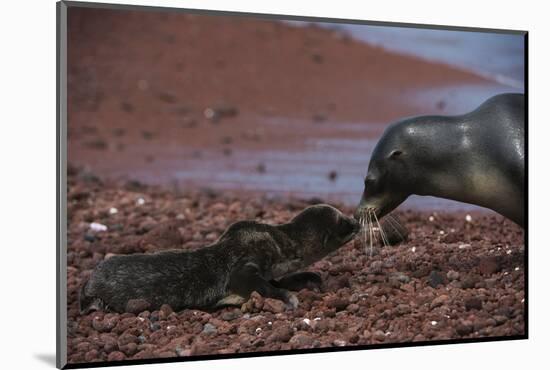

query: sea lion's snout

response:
[344,216,361,236]
[290,204,360,249]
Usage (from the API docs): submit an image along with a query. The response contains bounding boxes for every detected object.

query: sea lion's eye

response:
[389,150,403,159]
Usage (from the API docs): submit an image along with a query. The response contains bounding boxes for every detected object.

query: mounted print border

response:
[57,1,528,368]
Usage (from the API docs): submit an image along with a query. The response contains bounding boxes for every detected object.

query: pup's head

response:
[288,204,360,264]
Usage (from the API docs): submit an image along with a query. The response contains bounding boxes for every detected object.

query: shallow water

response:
[288,20,525,90]
[168,113,507,212]
[338,25,525,89]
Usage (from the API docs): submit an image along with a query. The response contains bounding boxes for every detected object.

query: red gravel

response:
[66,167,525,364]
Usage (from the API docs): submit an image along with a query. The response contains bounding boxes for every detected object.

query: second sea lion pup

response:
[80,204,360,314]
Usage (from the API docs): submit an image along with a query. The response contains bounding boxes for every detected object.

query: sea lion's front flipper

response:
[271,272,323,292]
[228,262,299,309]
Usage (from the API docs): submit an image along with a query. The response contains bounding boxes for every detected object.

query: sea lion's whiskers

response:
[372,211,389,247]
[384,214,405,240]
[367,209,374,257]
[363,213,367,253]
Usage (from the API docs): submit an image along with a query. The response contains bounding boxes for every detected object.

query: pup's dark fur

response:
[80,204,360,313]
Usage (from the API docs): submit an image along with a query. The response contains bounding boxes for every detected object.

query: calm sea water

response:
[338,24,525,89]
[288,20,525,91]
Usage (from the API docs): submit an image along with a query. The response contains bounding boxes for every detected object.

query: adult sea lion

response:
[355,93,525,227]
[80,204,360,314]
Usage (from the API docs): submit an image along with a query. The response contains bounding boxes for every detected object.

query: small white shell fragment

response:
[458,244,471,249]
[411,246,416,253]
[428,216,435,222]
[465,214,472,222]
[267,321,272,325]
[109,207,118,215]
[303,318,311,326]
[504,271,509,275]
[314,317,321,321]
[514,267,520,271]
[521,298,525,303]
[439,230,445,235]
[138,317,145,322]
[255,327,262,334]
[507,250,512,255]
[431,321,437,326]
[136,197,145,206]
[89,222,108,232]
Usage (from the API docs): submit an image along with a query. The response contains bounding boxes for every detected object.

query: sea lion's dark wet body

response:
[355,93,525,227]
[80,205,360,313]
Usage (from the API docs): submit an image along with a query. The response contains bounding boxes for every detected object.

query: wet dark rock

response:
[84,234,98,243]
[479,256,501,275]
[465,297,483,311]
[456,320,474,336]
[428,271,446,288]
[461,274,480,289]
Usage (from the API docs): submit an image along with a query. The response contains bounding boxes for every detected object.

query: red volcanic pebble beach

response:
[66,168,524,364]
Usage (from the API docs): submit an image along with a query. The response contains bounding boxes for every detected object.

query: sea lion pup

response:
[355,93,525,227]
[79,204,360,314]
